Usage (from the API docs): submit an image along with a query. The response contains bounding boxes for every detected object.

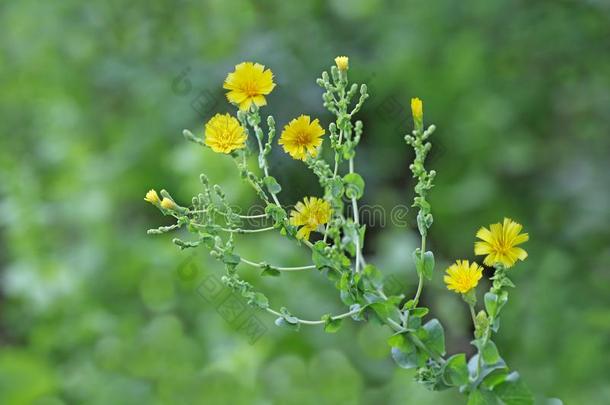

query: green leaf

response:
[321,314,343,333]
[403,299,416,310]
[222,252,241,266]
[387,333,413,352]
[260,264,280,277]
[363,264,383,289]
[327,177,344,198]
[406,314,422,330]
[481,340,501,365]
[274,317,300,331]
[369,301,398,323]
[482,369,511,389]
[311,241,333,270]
[484,291,507,319]
[349,303,365,321]
[412,250,435,280]
[343,173,365,199]
[250,292,269,309]
[484,292,499,318]
[468,354,508,386]
[265,203,287,223]
[493,374,534,405]
[410,307,429,318]
[274,308,300,330]
[419,318,446,356]
[278,307,298,323]
[467,389,499,405]
[263,176,282,194]
[390,345,424,369]
[442,353,469,387]
[200,233,216,248]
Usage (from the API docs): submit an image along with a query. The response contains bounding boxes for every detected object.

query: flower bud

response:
[474,310,490,339]
[144,189,160,205]
[334,56,349,71]
[411,97,423,126]
[160,197,177,210]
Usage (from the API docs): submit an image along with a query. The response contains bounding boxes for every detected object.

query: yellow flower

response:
[475,218,529,268]
[223,62,276,111]
[279,115,325,160]
[444,260,484,294]
[290,197,332,240]
[335,56,349,71]
[411,97,423,122]
[204,113,247,154]
[160,198,177,210]
[144,189,160,205]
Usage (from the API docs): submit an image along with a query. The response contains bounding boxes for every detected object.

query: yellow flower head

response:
[144,189,160,205]
[204,113,247,154]
[334,56,349,71]
[411,97,423,122]
[160,198,177,210]
[475,218,529,268]
[444,260,484,294]
[279,115,325,161]
[290,197,332,240]
[223,62,276,111]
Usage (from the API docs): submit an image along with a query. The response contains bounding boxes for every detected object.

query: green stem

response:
[265,306,360,326]
[413,276,424,307]
[469,304,477,326]
[192,223,275,234]
[412,234,426,306]
[251,111,282,207]
[220,226,275,234]
[349,157,363,274]
[239,257,315,271]
[323,129,344,244]
[189,209,268,219]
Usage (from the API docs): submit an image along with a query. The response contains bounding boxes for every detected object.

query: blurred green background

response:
[1,1,610,404]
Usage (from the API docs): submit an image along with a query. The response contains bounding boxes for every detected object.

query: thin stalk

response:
[189,209,268,219]
[219,226,275,234]
[349,157,364,273]
[239,257,315,272]
[323,129,345,244]
[265,306,360,326]
[190,223,275,234]
[412,234,426,306]
[469,304,477,326]
[252,117,281,207]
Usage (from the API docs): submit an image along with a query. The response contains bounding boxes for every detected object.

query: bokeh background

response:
[1,1,610,404]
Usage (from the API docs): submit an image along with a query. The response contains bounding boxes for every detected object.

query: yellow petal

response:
[512,232,529,246]
[474,241,492,255]
[252,95,267,107]
[512,247,528,261]
[475,226,493,243]
[296,226,311,240]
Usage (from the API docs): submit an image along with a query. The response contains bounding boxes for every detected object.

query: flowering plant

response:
[146,57,533,404]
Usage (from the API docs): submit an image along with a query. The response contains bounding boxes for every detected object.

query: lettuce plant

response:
[145,57,533,404]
